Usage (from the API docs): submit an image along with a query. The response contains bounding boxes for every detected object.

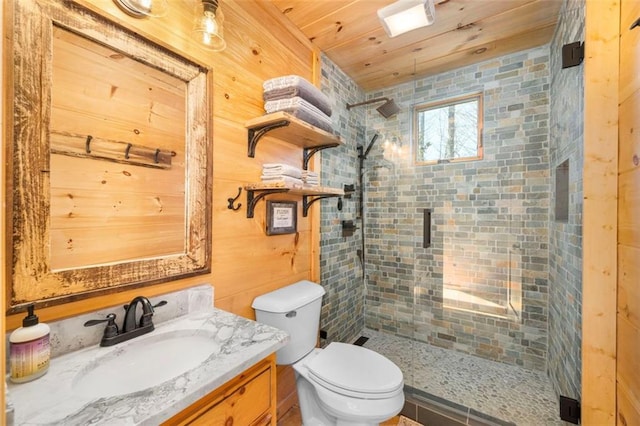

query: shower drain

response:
[353,336,369,346]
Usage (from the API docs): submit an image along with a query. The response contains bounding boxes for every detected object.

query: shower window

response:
[414,93,483,164]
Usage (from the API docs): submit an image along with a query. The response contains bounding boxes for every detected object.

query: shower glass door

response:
[362,146,525,405]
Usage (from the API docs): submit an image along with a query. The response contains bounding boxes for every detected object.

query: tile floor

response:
[277,406,405,426]
[360,329,565,426]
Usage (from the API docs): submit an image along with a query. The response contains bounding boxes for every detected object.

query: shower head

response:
[346,97,400,118]
[375,99,400,118]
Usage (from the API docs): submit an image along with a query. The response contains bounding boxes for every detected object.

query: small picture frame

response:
[266,200,298,235]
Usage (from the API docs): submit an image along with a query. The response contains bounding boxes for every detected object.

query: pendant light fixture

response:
[193,0,227,52]
[113,0,167,18]
[377,0,435,38]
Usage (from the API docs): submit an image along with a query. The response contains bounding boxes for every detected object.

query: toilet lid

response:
[306,342,403,397]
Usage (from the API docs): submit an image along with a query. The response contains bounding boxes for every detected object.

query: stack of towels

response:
[302,170,319,186]
[263,75,333,133]
[261,164,320,188]
[261,163,303,188]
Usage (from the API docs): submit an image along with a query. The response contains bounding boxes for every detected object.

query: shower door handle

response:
[423,209,431,248]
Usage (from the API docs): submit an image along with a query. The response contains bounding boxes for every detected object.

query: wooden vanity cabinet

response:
[163,354,277,426]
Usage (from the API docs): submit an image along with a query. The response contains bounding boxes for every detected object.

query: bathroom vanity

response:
[164,354,275,425]
[6,287,288,425]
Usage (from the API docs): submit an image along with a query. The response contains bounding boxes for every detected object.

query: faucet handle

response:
[84,313,119,338]
[139,300,167,328]
[123,300,167,311]
[152,300,168,309]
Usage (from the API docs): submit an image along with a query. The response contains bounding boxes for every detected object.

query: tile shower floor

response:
[360,329,564,426]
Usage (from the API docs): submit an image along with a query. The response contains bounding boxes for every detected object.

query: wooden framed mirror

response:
[6,0,212,312]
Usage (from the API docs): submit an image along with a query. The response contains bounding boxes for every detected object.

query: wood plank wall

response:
[4,0,318,419]
[617,1,640,424]
[1,0,6,418]
[49,26,188,271]
[4,0,320,326]
[582,0,619,423]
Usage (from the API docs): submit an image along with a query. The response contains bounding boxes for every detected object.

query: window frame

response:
[413,93,484,165]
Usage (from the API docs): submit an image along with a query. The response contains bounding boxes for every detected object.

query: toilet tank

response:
[252,280,325,365]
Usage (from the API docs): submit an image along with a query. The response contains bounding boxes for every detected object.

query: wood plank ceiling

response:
[269,0,563,91]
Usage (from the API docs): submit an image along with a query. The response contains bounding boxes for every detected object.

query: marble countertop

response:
[6,308,289,425]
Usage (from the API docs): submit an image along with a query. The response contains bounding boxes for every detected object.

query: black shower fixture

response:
[346,97,400,118]
[358,133,380,160]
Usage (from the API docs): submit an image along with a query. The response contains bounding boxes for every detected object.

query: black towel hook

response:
[227,187,242,211]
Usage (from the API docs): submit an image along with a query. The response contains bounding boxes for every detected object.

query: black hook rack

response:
[51,131,172,169]
[227,187,243,211]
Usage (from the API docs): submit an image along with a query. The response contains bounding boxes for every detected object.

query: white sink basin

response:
[72,330,220,398]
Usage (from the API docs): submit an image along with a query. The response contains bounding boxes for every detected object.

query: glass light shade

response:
[193,0,227,52]
[377,0,435,38]
[113,0,167,18]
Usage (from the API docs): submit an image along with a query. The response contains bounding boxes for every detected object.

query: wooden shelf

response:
[245,111,342,163]
[245,182,344,196]
[244,182,344,218]
[242,111,344,219]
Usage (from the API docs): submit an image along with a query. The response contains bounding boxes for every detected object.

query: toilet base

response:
[297,374,390,426]
[296,373,336,425]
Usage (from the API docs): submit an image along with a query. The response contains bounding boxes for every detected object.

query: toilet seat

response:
[306,342,403,399]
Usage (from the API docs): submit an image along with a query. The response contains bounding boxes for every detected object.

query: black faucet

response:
[123,296,156,333]
[84,297,167,347]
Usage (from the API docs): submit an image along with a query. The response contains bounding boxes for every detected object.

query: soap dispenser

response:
[9,304,51,383]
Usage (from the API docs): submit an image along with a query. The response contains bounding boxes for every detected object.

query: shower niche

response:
[243,112,345,218]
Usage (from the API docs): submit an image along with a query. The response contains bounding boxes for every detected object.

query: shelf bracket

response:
[303,144,340,170]
[247,120,290,158]
[246,188,289,218]
[302,194,343,217]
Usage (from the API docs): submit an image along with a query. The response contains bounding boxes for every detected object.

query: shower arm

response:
[346,98,391,110]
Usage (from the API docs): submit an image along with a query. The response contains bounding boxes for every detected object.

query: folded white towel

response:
[262,163,302,179]
[302,170,319,184]
[263,95,334,133]
[260,175,304,187]
[262,75,332,117]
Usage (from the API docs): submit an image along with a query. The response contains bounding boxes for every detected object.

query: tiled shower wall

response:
[317,58,366,344]
[547,0,584,400]
[323,46,552,370]
[365,47,551,371]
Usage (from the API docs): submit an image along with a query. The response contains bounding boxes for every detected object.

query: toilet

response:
[252,280,404,426]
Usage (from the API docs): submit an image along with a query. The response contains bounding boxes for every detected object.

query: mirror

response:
[6,0,212,312]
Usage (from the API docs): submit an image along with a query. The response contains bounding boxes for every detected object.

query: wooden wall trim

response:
[582,0,620,423]
[1,0,7,421]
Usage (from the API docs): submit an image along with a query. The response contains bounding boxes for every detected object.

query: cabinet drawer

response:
[189,367,271,425]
